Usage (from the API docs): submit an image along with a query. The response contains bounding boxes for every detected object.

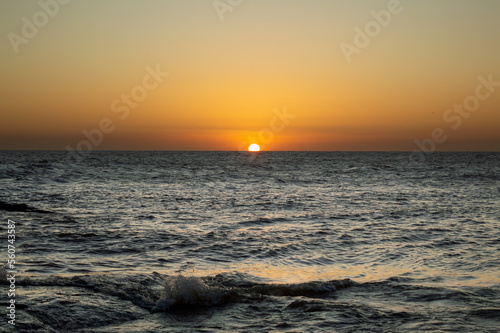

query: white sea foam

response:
[153,275,232,311]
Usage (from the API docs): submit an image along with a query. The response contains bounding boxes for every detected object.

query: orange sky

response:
[1,0,499,151]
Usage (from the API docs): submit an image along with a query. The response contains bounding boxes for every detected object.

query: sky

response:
[1,0,499,151]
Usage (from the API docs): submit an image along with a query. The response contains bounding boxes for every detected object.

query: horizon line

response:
[1,149,499,153]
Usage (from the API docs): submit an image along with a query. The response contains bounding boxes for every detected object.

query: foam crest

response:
[153,275,233,311]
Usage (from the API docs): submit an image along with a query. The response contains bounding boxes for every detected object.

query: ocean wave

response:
[6,272,499,332]
[0,200,52,213]
[14,273,355,311]
[461,173,500,181]
[14,272,499,312]
[244,278,354,297]
[239,217,289,225]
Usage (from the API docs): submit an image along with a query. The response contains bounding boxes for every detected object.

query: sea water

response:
[0,151,499,332]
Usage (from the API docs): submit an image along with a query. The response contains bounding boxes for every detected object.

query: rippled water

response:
[1,151,499,332]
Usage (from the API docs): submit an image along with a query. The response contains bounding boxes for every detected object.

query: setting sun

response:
[248,144,260,152]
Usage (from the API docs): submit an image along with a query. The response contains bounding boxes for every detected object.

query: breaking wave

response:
[7,272,500,332]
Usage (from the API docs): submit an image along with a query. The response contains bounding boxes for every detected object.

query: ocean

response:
[1,151,499,332]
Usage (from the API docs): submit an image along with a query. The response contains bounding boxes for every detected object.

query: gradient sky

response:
[1,0,499,151]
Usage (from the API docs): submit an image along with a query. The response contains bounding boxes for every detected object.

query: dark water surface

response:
[1,151,499,332]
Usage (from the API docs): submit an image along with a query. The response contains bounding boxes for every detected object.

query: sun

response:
[248,143,260,152]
